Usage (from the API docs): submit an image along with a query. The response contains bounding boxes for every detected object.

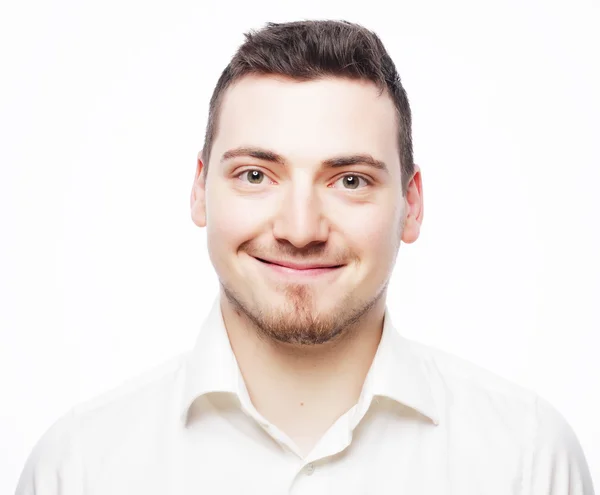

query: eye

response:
[235,169,371,190]
[236,169,267,185]
[333,174,371,190]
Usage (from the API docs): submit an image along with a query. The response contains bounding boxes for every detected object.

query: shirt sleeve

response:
[14,408,83,495]
[528,395,595,495]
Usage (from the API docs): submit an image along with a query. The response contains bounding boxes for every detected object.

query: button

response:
[305,463,315,476]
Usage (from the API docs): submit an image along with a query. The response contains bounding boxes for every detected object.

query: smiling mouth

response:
[254,257,344,270]
[252,257,345,278]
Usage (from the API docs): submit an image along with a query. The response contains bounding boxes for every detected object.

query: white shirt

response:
[15,295,595,495]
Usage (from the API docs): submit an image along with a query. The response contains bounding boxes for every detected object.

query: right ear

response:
[190,151,207,227]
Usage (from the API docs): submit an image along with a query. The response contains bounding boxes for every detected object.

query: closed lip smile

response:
[253,257,344,271]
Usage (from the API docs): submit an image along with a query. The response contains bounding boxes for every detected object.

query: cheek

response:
[208,212,249,245]
[341,204,401,258]
[206,185,270,252]
[206,203,252,282]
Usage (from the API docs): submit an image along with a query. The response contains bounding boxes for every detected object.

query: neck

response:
[220,292,385,456]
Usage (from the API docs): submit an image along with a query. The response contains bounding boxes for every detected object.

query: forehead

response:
[212,75,400,168]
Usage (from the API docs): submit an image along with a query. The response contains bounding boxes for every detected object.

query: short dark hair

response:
[201,20,414,194]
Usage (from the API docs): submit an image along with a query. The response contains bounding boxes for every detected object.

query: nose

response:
[272,185,329,249]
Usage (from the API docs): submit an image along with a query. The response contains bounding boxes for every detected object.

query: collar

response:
[363,306,440,426]
[180,295,240,425]
[180,295,440,427]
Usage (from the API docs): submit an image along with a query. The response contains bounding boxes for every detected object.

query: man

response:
[15,19,594,495]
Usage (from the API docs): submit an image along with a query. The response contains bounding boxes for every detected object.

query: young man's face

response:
[191,74,422,345]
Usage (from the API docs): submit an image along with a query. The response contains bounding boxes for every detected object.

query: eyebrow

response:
[220,146,389,173]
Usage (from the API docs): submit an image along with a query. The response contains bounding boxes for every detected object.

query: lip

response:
[256,258,342,270]
[253,257,344,278]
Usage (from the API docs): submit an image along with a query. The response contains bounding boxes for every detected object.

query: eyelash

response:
[234,169,373,189]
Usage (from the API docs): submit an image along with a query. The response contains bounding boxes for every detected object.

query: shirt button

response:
[305,463,315,476]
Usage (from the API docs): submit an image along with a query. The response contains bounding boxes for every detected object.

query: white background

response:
[1,0,598,492]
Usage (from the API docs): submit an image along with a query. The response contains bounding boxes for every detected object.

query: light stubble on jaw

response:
[221,277,387,347]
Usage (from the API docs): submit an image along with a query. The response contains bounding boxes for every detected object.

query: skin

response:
[190,74,423,456]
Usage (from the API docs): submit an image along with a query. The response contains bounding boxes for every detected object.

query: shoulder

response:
[14,354,187,495]
[403,336,537,444]
[527,395,595,494]
[14,408,80,495]
[405,336,538,410]
[406,337,594,494]
[71,353,186,421]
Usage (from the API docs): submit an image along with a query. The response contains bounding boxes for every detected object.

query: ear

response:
[190,151,207,227]
[401,164,423,244]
